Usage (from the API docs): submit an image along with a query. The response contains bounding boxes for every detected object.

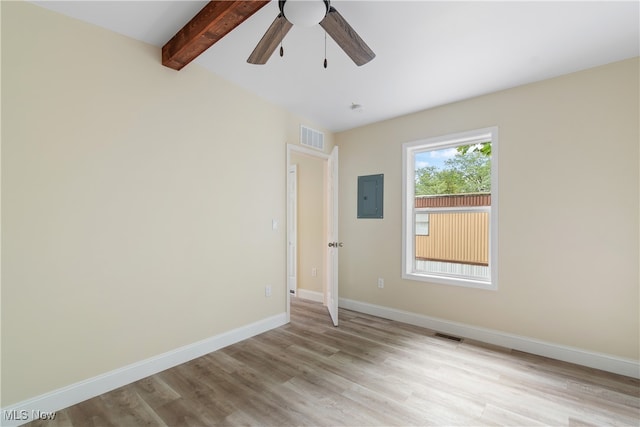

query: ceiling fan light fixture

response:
[281,0,329,27]
[250,0,375,66]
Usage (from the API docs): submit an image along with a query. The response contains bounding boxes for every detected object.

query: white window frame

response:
[402,127,498,290]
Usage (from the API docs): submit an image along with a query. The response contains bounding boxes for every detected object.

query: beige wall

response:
[337,58,639,360]
[290,153,325,294]
[0,2,331,406]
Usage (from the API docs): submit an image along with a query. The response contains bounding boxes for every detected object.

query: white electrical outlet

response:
[311,267,317,277]
[377,278,384,288]
[265,285,272,297]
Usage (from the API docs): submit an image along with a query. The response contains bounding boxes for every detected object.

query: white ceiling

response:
[31,1,639,132]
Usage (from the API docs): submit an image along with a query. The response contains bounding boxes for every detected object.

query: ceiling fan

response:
[247,0,376,66]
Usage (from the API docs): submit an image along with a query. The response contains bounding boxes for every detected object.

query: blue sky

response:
[415,147,458,171]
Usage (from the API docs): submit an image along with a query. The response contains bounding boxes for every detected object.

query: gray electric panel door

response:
[357,174,383,218]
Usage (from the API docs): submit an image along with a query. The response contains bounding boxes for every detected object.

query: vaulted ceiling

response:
[31,1,640,132]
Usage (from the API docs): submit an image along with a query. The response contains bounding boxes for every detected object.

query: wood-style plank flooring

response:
[29,298,639,426]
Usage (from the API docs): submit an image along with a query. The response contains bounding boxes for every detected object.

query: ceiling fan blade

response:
[319,7,375,66]
[247,13,293,64]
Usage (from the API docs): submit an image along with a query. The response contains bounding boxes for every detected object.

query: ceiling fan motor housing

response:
[279,0,330,26]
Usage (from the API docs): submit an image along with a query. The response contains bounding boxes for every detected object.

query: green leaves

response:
[456,142,492,156]
[415,145,491,196]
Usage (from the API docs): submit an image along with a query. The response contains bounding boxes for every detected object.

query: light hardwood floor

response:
[29,298,639,426]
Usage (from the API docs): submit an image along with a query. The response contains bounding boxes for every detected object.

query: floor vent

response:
[435,332,463,342]
[300,125,324,151]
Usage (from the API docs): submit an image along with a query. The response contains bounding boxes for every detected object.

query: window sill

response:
[403,271,497,290]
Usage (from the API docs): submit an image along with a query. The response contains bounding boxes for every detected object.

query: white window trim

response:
[402,127,498,290]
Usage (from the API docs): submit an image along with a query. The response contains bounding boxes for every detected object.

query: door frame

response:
[287,164,298,298]
[286,144,333,323]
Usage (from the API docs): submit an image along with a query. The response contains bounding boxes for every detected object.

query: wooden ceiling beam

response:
[162,0,270,71]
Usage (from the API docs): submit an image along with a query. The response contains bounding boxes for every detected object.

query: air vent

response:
[300,125,324,151]
[435,332,463,342]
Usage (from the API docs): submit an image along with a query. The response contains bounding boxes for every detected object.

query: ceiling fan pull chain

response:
[323,31,328,69]
[280,19,284,57]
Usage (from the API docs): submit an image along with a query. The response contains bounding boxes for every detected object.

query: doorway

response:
[286,144,339,326]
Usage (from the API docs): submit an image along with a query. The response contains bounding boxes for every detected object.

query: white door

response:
[287,165,297,296]
[326,146,339,326]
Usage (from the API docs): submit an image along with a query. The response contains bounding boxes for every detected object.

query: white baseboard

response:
[1,312,288,427]
[297,289,324,303]
[339,298,639,379]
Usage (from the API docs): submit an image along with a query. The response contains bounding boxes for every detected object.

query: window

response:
[402,127,498,290]
[415,213,429,236]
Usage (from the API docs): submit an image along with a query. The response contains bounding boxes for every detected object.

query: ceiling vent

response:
[300,125,324,151]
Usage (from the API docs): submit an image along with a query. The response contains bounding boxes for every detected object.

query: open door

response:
[326,146,340,326]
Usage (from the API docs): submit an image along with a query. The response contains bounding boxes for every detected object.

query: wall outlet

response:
[311,267,317,277]
[265,285,272,297]
[377,278,384,288]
